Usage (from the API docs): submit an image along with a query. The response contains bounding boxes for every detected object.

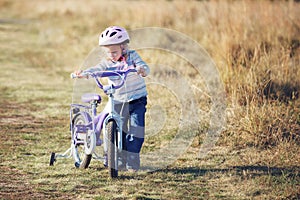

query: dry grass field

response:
[0,0,299,199]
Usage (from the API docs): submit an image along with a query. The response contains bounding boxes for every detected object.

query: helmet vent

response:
[110,31,117,37]
[105,30,109,36]
[116,28,122,31]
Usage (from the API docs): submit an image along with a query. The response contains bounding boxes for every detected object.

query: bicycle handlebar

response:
[71,68,137,90]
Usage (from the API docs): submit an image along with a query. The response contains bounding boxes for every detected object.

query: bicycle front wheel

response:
[72,113,93,168]
[106,120,118,178]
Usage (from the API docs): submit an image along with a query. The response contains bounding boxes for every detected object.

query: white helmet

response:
[99,26,130,46]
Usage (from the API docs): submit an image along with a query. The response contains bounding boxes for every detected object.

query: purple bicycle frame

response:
[70,68,137,148]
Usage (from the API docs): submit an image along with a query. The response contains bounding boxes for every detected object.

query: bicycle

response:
[49,67,137,178]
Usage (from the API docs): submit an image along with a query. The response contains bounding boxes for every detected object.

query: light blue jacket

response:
[85,50,149,103]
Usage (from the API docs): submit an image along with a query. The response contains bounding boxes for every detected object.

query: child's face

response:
[103,45,122,61]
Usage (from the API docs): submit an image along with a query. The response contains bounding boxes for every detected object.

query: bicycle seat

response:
[81,93,102,104]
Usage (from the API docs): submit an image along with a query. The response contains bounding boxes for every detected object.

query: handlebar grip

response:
[70,72,90,79]
[70,73,77,79]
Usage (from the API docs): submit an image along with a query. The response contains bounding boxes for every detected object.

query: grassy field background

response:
[0,0,299,199]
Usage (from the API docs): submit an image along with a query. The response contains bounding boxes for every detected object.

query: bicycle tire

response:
[106,120,118,178]
[49,152,56,166]
[72,113,92,169]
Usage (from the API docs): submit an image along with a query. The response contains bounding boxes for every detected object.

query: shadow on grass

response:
[113,165,300,183]
[148,165,300,178]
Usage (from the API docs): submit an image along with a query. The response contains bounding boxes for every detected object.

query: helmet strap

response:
[120,44,128,56]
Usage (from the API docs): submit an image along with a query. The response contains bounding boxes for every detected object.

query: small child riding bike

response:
[74,26,150,172]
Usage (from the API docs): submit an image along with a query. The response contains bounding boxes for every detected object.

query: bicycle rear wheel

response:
[106,120,118,178]
[72,113,93,168]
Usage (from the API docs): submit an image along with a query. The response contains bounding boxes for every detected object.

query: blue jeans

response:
[115,96,147,170]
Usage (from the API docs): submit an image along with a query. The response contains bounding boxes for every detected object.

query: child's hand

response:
[136,66,147,77]
[73,70,88,79]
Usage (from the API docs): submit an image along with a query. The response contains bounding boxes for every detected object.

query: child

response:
[74,26,149,172]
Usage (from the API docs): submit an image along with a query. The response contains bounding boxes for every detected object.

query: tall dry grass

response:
[0,0,299,199]
[2,0,299,156]
[2,0,299,154]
